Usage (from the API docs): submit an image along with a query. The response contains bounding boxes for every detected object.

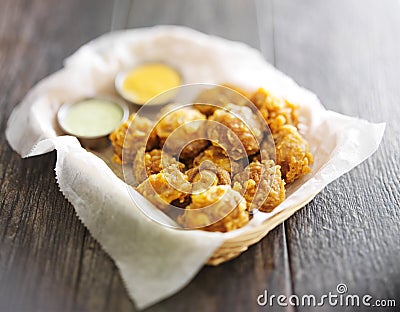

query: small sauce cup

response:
[115,63,182,106]
[57,96,129,149]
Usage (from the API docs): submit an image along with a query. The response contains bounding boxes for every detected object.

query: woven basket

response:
[207,193,318,265]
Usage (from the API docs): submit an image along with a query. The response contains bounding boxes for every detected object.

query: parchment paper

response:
[6,26,385,309]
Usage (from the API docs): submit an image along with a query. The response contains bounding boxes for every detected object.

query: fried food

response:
[193,145,244,174]
[273,125,313,183]
[250,87,312,183]
[112,85,314,232]
[207,103,264,160]
[194,85,250,116]
[133,147,185,185]
[136,164,191,211]
[251,88,299,133]
[109,114,158,164]
[155,107,209,159]
[233,160,285,212]
[177,185,249,232]
[259,134,276,161]
[186,160,231,193]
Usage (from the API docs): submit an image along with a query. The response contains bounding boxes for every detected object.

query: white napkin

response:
[6,26,385,309]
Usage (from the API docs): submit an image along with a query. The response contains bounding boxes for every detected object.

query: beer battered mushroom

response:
[193,85,250,116]
[233,160,285,212]
[193,145,244,174]
[114,85,315,233]
[136,164,191,211]
[155,107,209,159]
[207,103,264,160]
[273,125,313,183]
[250,88,299,134]
[109,114,158,164]
[186,160,231,194]
[177,185,249,232]
[133,147,185,185]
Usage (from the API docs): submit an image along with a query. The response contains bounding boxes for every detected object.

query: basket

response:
[207,193,318,265]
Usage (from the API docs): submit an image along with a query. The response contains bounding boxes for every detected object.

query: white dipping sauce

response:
[61,99,124,137]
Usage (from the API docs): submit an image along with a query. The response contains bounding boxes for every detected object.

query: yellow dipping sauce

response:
[62,99,124,137]
[121,63,181,104]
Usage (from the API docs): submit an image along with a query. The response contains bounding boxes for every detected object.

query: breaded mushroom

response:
[186,160,231,194]
[155,107,209,159]
[193,145,244,174]
[109,114,158,164]
[193,85,250,116]
[233,160,285,212]
[207,103,264,160]
[177,185,249,232]
[136,164,191,211]
[273,125,313,183]
[133,147,185,185]
[251,88,299,134]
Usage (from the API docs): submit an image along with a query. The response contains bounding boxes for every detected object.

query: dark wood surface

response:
[0,0,399,311]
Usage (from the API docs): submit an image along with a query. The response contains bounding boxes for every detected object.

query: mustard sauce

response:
[120,63,181,104]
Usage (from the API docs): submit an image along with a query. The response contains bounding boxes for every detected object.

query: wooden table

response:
[1,0,399,311]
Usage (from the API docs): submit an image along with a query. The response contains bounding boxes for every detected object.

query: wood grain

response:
[0,0,118,311]
[0,0,399,311]
[269,1,400,310]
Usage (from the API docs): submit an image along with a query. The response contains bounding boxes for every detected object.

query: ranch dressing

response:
[62,99,124,137]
